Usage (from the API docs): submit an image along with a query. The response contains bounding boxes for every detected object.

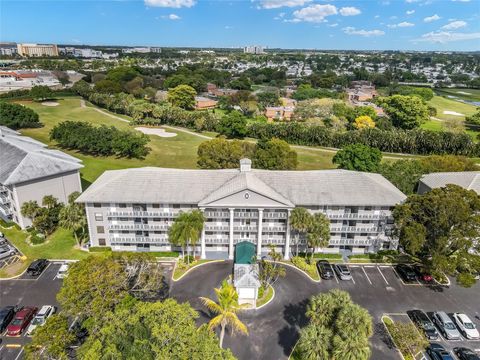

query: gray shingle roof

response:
[233,264,260,288]
[419,172,480,194]
[0,126,83,185]
[76,165,406,206]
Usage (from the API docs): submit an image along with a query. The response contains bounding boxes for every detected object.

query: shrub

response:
[291,256,317,274]
[0,102,42,129]
[89,246,112,252]
[30,232,46,245]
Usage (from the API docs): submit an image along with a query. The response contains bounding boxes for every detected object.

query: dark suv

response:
[27,259,49,276]
[409,309,439,340]
[396,264,417,282]
[317,260,334,280]
[0,306,17,332]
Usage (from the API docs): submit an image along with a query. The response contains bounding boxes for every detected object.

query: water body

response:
[446,95,480,107]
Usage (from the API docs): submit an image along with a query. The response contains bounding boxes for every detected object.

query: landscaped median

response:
[172,258,221,281]
[255,284,274,308]
[348,250,415,264]
[283,256,321,281]
[382,315,428,360]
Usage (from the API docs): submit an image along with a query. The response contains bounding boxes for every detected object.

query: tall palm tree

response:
[21,200,40,221]
[168,210,205,264]
[306,213,330,260]
[336,303,373,339]
[296,324,332,360]
[42,195,58,209]
[289,207,312,257]
[306,289,351,327]
[59,203,87,246]
[331,335,371,360]
[200,279,248,348]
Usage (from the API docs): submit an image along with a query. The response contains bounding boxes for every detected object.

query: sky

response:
[1,0,480,51]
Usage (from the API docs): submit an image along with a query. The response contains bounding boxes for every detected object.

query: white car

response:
[56,264,69,279]
[453,313,480,340]
[26,305,56,336]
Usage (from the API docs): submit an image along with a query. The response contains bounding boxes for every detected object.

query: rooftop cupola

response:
[240,158,252,172]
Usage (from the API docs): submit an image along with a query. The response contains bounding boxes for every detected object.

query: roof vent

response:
[240,158,251,172]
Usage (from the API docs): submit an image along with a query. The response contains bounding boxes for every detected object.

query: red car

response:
[414,265,433,282]
[6,306,38,336]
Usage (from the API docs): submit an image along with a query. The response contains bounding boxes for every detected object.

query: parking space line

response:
[362,266,372,285]
[351,274,356,284]
[14,347,24,360]
[36,263,52,281]
[377,266,389,285]
[350,265,360,268]
[332,270,339,283]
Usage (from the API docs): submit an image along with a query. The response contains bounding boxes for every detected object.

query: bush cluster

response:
[50,121,150,159]
[248,122,479,156]
[0,102,42,129]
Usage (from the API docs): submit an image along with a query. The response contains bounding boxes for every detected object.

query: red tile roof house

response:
[195,96,218,110]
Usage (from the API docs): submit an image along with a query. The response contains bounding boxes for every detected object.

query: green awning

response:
[234,241,256,264]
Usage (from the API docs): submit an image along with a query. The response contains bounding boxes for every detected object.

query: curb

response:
[172,259,225,282]
[255,285,275,310]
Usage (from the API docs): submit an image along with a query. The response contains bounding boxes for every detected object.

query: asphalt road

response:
[170,261,480,360]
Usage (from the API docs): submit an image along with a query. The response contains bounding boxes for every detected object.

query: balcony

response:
[0,203,12,216]
[325,212,384,220]
[109,236,168,244]
[204,211,229,218]
[263,225,286,232]
[234,212,257,219]
[264,212,287,219]
[330,226,380,233]
[234,225,257,231]
[108,223,170,231]
[0,194,10,205]
[107,210,181,218]
[205,225,229,231]
[329,238,374,246]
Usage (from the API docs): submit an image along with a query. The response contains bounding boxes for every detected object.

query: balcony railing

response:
[108,223,170,231]
[109,236,168,243]
[234,225,257,231]
[0,203,12,216]
[234,212,257,219]
[107,211,181,218]
[263,225,286,232]
[330,226,380,233]
[264,212,287,219]
[325,212,384,220]
[205,225,229,231]
[0,194,10,205]
[204,211,229,218]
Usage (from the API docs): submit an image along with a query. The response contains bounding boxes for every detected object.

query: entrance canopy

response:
[235,241,256,264]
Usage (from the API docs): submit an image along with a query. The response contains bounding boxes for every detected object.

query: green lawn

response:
[428,95,477,121]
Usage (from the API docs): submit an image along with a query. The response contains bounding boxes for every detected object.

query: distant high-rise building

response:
[243,45,265,54]
[17,43,58,57]
[0,42,17,56]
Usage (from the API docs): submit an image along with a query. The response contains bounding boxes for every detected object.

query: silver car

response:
[334,264,352,280]
[0,244,15,260]
[432,311,461,340]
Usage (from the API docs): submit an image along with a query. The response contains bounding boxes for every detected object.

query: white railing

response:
[234,212,258,218]
[264,212,287,219]
[108,224,170,230]
[263,225,286,232]
[325,212,383,220]
[330,226,380,233]
[109,236,168,243]
[234,225,257,231]
[204,211,229,218]
[0,194,10,205]
[204,225,229,231]
[107,211,181,217]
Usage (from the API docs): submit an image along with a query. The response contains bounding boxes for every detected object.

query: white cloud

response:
[339,7,361,16]
[168,13,180,19]
[145,0,195,8]
[406,10,415,15]
[452,0,470,2]
[416,31,480,43]
[257,0,312,9]
[442,20,467,29]
[405,0,420,3]
[424,14,441,22]
[328,23,339,27]
[343,26,385,37]
[224,25,233,29]
[388,21,415,28]
[292,4,337,23]
[374,15,380,18]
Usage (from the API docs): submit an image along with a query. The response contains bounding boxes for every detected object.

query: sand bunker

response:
[41,101,59,107]
[135,127,177,138]
[443,111,464,116]
[457,91,472,95]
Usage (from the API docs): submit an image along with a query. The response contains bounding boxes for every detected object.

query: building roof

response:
[233,263,261,288]
[76,161,406,206]
[0,126,83,186]
[419,172,480,194]
[234,241,256,265]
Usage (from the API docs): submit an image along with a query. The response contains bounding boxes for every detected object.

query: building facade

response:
[17,43,59,57]
[77,159,405,259]
[0,127,83,228]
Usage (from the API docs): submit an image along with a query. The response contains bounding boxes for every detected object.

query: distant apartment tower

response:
[17,43,58,57]
[151,47,162,53]
[243,45,265,55]
[0,127,83,228]
[0,42,17,56]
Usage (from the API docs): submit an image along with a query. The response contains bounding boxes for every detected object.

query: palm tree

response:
[306,289,351,327]
[21,200,40,222]
[331,335,371,360]
[168,210,205,264]
[306,213,330,260]
[336,303,373,340]
[59,203,87,246]
[296,324,332,360]
[42,195,58,209]
[200,279,248,348]
[289,207,312,257]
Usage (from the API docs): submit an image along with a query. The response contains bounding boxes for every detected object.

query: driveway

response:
[170,261,480,360]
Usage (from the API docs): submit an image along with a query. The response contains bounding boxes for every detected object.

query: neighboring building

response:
[76,159,406,259]
[244,45,265,55]
[0,70,60,93]
[195,96,218,110]
[151,47,162,53]
[122,47,151,54]
[0,42,17,56]
[73,48,103,58]
[418,172,480,195]
[206,83,238,97]
[265,106,294,121]
[17,43,59,57]
[0,127,83,228]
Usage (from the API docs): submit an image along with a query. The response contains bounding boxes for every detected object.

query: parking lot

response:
[0,262,64,360]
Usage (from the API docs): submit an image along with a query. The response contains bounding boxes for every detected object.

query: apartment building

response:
[418,172,480,195]
[0,127,83,228]
[17,43,59,57]
[76,159,406,259]
[243,45,265,55]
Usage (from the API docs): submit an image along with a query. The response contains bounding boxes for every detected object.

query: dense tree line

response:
[247,122,479,156]
[0,102,42,129]
[50,121,150,159]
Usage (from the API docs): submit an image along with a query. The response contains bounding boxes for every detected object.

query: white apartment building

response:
[17,43,58,57]
[244,46,265,55]
[0,127,83,228]
[76,159,406,260]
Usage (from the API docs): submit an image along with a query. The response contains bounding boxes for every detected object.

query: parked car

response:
[396,264,417,282]
[26,305,56,335]
[0,306,17,332]
[0,244,15,260]
[432,311,462,340]
[27,259,49,276]
[453,347,480,360]
[452,313,480,339]
[334,264,352,280]
[409,309,439,340]
[56,264,69,279]
[317,260,334,280]
[6,306,38,336]
[427,343,454,360]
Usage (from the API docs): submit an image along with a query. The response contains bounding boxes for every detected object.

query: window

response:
[119,203,127,208]
[93,203,101,208]
[94,213,103,221]
[96,226,105,234]
[152,204,160,208]
[98,238,106,246]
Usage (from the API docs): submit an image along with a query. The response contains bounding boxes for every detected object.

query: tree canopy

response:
[393,184,480,286]
[332,144,382,172]
[0,101,42,130]
[252,138,298,170]
[216,111,248,139]
[167,84,197,110]
[197,137,255,169]
[377,95,429,129]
